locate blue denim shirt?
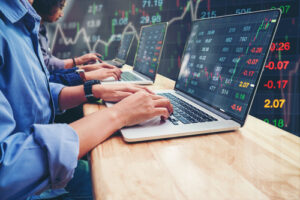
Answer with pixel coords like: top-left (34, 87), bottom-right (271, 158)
top-left (39, 24), bottom-right (83, 86)
top-left (0, 0), bottom-right (79, 199)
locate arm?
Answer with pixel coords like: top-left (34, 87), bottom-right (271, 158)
top-left (0, 90), bottom-right (79, 200)
top-left (50, 69), bottom-right (84, 86)
top-left (38, 32), bottom-right (65, 71)
top-left (57, 84), bottom-right (154, 110)
top-left (70, 91), bottom-right (173, 158)
top-left (56, 83), bottom-right (172, 158)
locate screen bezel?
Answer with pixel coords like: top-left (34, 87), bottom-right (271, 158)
top-left (132, 22), bottom-right (168, 81)
top-left (174, 9), bottom-right (282, 126)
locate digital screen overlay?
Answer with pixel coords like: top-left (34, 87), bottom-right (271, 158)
top-left (175, 10), bottom-right (281, 122)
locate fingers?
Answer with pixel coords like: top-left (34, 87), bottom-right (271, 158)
top-left (153, 108), bottom-right (170, 120)
top-left (107, 69), bottom-right (121, 80)
top-left (108, 73), bottom-right (118, 81)
top-left (94, 53), bottom-right (103, 59)
top-left (87, 53), bottom-right (102, 63)
top-left (153, 98), bottom-right (173, 114)
top-left (107, 91), bottom-right (132, 102)
top-left (112, 68), bottom-right (122, 78)
top-left (134, 85), bottom-right (155, 94)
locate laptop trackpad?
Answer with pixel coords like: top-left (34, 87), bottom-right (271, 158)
top-left (138, 116), bottom-right (165, 126)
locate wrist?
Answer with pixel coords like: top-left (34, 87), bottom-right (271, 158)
top-left (92, 84), bottom-right (104, 99)
top-left (84, 80), bottom-right (101, 103)
top-left (84, 71), bottom-right (93, 81)
top-left (75, 57), bottom-right (81, 65)
top-left (107, 106), bottom-right (127, 128)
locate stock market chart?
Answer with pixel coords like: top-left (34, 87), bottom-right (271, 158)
top-left (47, 0), bottom-right (300, 136)
top-left (133, 23), bottom-right (166, 80)
top-left (115, 32), bottom-right (134, 61)
top-left (176, 10), bottom-right (280, 122)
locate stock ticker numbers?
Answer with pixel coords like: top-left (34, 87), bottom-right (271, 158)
top-left (48, 0), bottom-right (300, 136)
top-left (175, 11), bottom-right (279, 121)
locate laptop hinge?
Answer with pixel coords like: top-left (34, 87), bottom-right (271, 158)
top-left (132, 71), bottom-right (153, 81)
top-left (114, 58), bottom-right (124, 63)
top-left (175, 90), bottom-right (232, 120)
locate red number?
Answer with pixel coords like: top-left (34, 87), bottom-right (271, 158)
top-left (263, 80), bottom-right (288, 89)
top-left (265, 61), bottom-right (289, 70)
top-left (270, 42), bottom-right (290, 52)
top-left (247, 59), bottom-right (259, 65)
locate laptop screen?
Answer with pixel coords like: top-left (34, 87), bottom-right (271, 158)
top-left (175, 10), bottom-right (281, 123)
top-left (133, 23), bottom-right (167, 80)
top-left (115, 32), bottom-right (135, 62)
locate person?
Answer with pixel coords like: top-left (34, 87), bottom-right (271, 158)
top-left (33, 0), bottom-right (122, 86)
top-left (31, 0), bottom-right (123, 124)
top-left (0, 1), bottom-right (173, 200)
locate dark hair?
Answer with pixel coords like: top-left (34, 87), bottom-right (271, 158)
top-left (32, 0), bottom-right (66, 17)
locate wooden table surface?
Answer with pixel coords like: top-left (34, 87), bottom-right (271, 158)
top-left (84, 72), bottom-right (300, 200)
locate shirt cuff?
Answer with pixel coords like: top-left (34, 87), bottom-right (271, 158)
top-left (49, 82), bottom-right (65, 114)
top-left (32, 123), bottom-right (79, 189)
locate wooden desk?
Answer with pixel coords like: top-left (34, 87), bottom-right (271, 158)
top-left (84, 73), bottom-right (300, 200)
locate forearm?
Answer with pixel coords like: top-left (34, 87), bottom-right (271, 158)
top-left (59, 85), bottom-right (86, 110)
top-left (63, 58), bottom-right (75, 69)
top-left (70, 107), bottom-right (124, 158)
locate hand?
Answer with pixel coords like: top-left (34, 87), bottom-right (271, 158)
top-left (93, 84), bottom-right (154, 102)
top-left (80, 63), bottom-right (120, 72)
top-left (111, 91), bottom-right (173, 127)
top-left (85, 68), bottom-right (122, 81)
top-left (75, 53), bottom-right (102, 65)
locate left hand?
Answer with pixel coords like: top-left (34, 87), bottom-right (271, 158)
top-left (75, 53), bottom-right (103, 65)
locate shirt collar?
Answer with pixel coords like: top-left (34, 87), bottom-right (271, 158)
top-left (0, 0), bottom-right (40, 23)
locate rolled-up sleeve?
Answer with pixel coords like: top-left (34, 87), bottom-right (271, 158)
top-left (49, 82), bottom-right (65, 114)
top-left (0, 91), bottom-right (79, 200)
top-left (44, 55), bottom-right (65, 72)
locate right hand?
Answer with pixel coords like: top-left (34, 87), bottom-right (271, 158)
top-left (80, 63), bottom-right (119, 72)
top-left (111, 91), bottom-right (173, 127)
top-left (85, 68), bottom-right (122, 81)
top-left (93, 84), bottom-right (154, 102)
top-left (75, 53), bottom-right (103, 65)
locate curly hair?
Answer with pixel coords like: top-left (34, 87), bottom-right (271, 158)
top-left (32, 0), bottom-right (66, 17)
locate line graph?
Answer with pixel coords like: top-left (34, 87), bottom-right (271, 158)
top-left (50, 0), bottom-right (203, 54)
top-left (49, 0), bottom-right (300, 135)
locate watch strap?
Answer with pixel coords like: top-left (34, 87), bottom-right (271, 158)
top-left (84, 80), bottom-right (101, 102)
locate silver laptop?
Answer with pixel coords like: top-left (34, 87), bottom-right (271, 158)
top-left (102, 22), bottom-right (168, 85)
top-left (108, 10), bottom-right (281, 142)
top-left (104, 32), bottom-right (135, 68)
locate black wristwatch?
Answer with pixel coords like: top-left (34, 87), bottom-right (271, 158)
top-left (84, 80), bottom-right (101, 102)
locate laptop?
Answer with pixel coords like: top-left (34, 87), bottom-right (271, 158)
top-left (104, 32), bottom-right (135, 68)
top-left (102, 22), bottom-right (168, 85)
top-left (107, 9), bottom-right (281, 142)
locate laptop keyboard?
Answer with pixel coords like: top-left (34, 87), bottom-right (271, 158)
top-left (121, 72), bottom-right (143, 81)
top-left (158, 93), bottom-right (217, 125)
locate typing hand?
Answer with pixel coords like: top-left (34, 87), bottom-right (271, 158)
top-left (93, 84), bottom-right (154, 102)
top-left (75, 53), bottom-right (103, 65)
top-left (85, 68), bottom-right (122, 81)
top-left (111, 91), bottom-right (173, 127)
top-left (80, 63), bottom-right (120, 72)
